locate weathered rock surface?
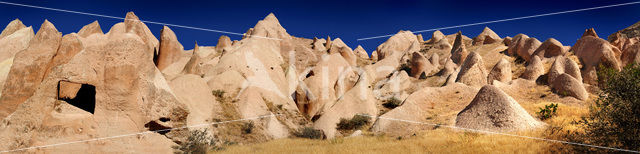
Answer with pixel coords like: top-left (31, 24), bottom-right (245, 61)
top-left (521, 56), bottom-right (544, 80)
top-left (487, 58), bottom-right (512, 84)
top-left (375, 31), bottom-right (420, 60)
top-left (354, 45), bottom-right (369, 59)
top-left (0, 19), bottom-right (26, 39)
top-left (156, 26), bottom-right (184, 70)
top-left (551, 73), bottom-right (588, 100)
top-left (472, 27), bottom-right (501, 45)
top-left (450, 31), bottom-right (469, 65)
top-left (548, 56), bottom-right (582, 84)
top-left (77, 20), bottom-right (103, 38)
top-left (532, 38), bottom-right (565, 58)
top-left (507, 34), bottom-right (541, 62)
top-left (571, 29), bottom-right (622, 84)
top-left (456, 52), bottom-right (487, 87)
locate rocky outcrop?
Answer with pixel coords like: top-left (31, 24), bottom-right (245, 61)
top-left (0, 19), bottom-right (26, 39)
top-left (416, 34), bottom-right (424, 42)
top-left (216, 35), bottom-right (232, 51)
top-left (548, 56), bottom-right (582, 84)
top-left (124, 12), bottom-right (159, 50)
top-left (551, 73), bottom-right (588, 100)
top-left (487, 58), bottom-right (512, 84)
top-left (520, 56), bottom-right (544, 80)
top-left (571, 29), bottom-right (622, 84)
top-left (507, 34), bottom-right (541, 62)
top-left (77, 20), bottom-right (103, 38)
top-left (532, 38), bottom-right (565, 58)
top-left (156, 26), bottom-right (184, 70)
top-left (582, 28), bottom-right (598, 38)
top-left (456, 52), bottom-right (487, 87)
top-left (450, 31), bottom-right (469, 65)
top-left (375, 31), bottom-right (420, 60)
top-left (354, 45), bottom-right (369, 59)
top-left (182, 43), bottom-right (205, 75)
top-left (609, 21), bottom-right (640, 66)
top-left (456, 85), bottom-right (544, 132)
top-left (410, 52), bottom-right (432, 78)
top-left (0, 20), bottom-right (62, 118)
top-left (0, 23), bottom-right (33, 63)
top-left (472, 27), bottom-right (501, 45)
top-left (244, 13), bottom-right (292, 40)
top-left (427, 30), bottom-right (445, 44)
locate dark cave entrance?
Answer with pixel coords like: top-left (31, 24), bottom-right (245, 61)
top-left (57, 81), bottom-right (96, 114)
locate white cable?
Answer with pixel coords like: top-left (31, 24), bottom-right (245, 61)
top-left (357, 1), bottom-right (640, 41)
top-left (0, 114), bottom-right (280, 153)
top-left (359, 114), bottom-right (640, 153)
top-left (0, 1), bottom-right (282, 41)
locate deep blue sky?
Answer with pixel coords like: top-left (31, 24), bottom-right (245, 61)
top-left (1, 0), bottom-right (639, 54)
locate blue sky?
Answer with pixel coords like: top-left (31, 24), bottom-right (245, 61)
top-left (1, 0), bottom-right (639, 54)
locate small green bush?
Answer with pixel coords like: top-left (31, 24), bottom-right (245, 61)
top-left (173, 130), bottom-right (221, 154)
top-left (293, 127), bottom-right (325, 139)
top-left (536, 103), bottom-right (558, 120)
top-left (382, 97), bottom-right (402, 109)
top-left (212, 90), bottom-right (225, 98)
top-left (337, 114), bottom-right (371, 130)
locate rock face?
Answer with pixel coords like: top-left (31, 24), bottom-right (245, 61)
top-left (532, 38), bottom-right (565, 58)
top-left (244, 13), bottom-right (292, 40)
top-left (427, 30), bottom-right (446, 44)
top-left (609, 21), bottom-right (640, 66)
top-left (548, 56), bottom-right (582, 84)
top-left (0, 20), bottom-right (62, 118)
top-left (571, 29), bottom-right (622, 84)
top-left (216, 35), bottom-right (232, 51)
top-left (520, 56), bottom-right (544, 80)
top-left (0, 22), bottom-right (33, 63)
top-left (155, 26), bottom-right (184, 70)
top-left (487, 58), bottom-right (512, 84)
top-left (77, 20), bottom-right (103, 38)
top-left (354, 45), bottom-right (369, 59)
top-left (456, 85), bottom-right (544, 132)
top-left (0, 19), bottom-right (26, 39)
top-left (450, 31), bottom-right (469, 65)
top-left (410, 52), bottom-right (432, 78)
top-left (124, 12), bottom-right (159, 50)
top-left (507, 34), bottom-right (541, 62)
top-left (183, 43), bottom-right (204, 75)
top-left (456, 52), bottom-right (487, 87)
top-left (552, 74), bottom-right (588, 100)
top-left (472, 27), bottom-right (501, 45)
top-left (582, 28), bottom-right (599, 38)
top-left (375, 31), bottom-right (420, 60)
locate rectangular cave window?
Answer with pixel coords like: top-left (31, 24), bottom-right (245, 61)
top-left (57, 80), bottom-right (96, 114)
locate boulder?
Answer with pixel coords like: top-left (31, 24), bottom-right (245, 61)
top-left (0, 20), bottom-right (62, 118)
top-left (552, 73), bottom-right (588, 100)
top-left (487, 58), bottom-right (512, 84)
top-left (427, 30), bottom-right (445, 44)
top-left (520, 56), bottom-right (544, 80)
top-left (548, 56), bottom-right (582, 84)
top-left (608, 21), bottom-right (640, 66)
top-left (450, 31), bottom-right (468, 65)
top-left (532, 38), bottom-right (565, 58)
top-left (472, 27), bottom-right (501, 45)
top-left (155, 26), bottom-right (184, 70)
top-left (507, 34), bottom-right (541, 62)
top-left (77, 20), bottom-right (103, 38)
top-left (455, 52), bottom-right (487, 87)
top-left (455, 85), bottom-right (544, 132)
top-left (0, 19), bottom-right (26, 39)
top-left (571, 31), bottom-right (622, 84)
top-left (375, 30), bottom-right (420, 60)
top-left (410, 52), bottom-right (431, 78)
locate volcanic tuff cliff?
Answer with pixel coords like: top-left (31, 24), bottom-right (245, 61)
top-left (0, 12), bottom-right (638, 153)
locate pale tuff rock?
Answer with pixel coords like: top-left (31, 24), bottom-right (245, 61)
top-left (410, 52), bottom-right (433, 78)
top-left (124, 12), bottom-right (159, 50)
top-left (329, 38), bottom-right (356, 66)
top-left (582, 28), bottom-right (599, 38)
top-left (429, 53), bottom-right (440, 67)
top-left (156, 26), bottom-right (184, 70)
top-left (77, 20), bottom-right (103, 38)
top-left (375, 30), bottom-right (420, 60)
top-left (0, 24), bottom-right (33, 63)
top-left (416, 34), bottom-right (424, 42)
top-left (503, 36), bottom-right (512, 46)
top-left (312, 37), bottom-right (327, 51)
top-left (552, 73), bottom-right (588, 100)
top-left (450, 31), bottom-right (469, 65)
top-left (507, 34), bottom-right (541, 62)
top-left (373, 70), bottom-right (411, 100)
top-left (472, 27), bottom-right (501, 45)
top-left (182, 43), bottom-right (204, 75)
top-left (207, 70), bottom-right (246, 97)
top-left (621, 43), bottom-right (640, 66)
top-left (609, 21), bottom-right (640, 66)
top-left (427, 30), bottom-right (445, 44)
top-left (548, 56), bottom-right (582, 84)
top-left (354, 45), bottom-right (369, 59)
top-left (245, 13), bottom-right (292, 40)
top-left (487, 58), bottom-right (512, 84)
top-left (571, 30), bottom-right (622, 84)
top-left (532, 38), bottom-right (565, 58)
top-left (370, 50), bottom-right (378, 61)
top-left (520, 56), bottom-right (544, 80)
top-left (456, 52), bottom-right (487, 87)
top-left (301, 53), bottom-right (354, 117)
top-left (456, 85), bottom-right (545, 132)
top-left (0, 19), bottom-right (26, 39)
top-left (169, 74), bottom-right (221, 129)
top-left (216, 35), bottom-right (232, 51)
top-left (325, 36), bottom-right (332, 50)
top-left (433, 37), bottom-right (452, 50)
top-left (0, 20), bottom-right (62, 119)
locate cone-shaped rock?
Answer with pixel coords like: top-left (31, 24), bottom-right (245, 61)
top-left (608, 21), bottom-right (640, 66)
top-left (520, 56), bottom-right (544, 80)
top-left (156, 26), bottom-right (184, 70)
top-left (548, 56), bottom-right (582, 84)
top-left (508, 34), bottom-right (541, 62)
top-left (487, 58), bottom-right (512, 84)
top-left (124, 12), bottom-right (159, 49)
top-left (582, 28), bottom-right (599, 38)
top-left (370, 50), bottom-right (378, 61)
top-left (571, 33), bottom-right (622, 84)
top-left (245, 13), bottom-right (292, 40)
top-left (325, 36), bottom-right (332, 50)
top-left (456, 85), bottom-right (545, 132)
top-left (552, 73), bottom-right (588, 100)
top-left (532, 38), bottom-right (565, 58)
top-left (375, 30), bottom-right (420, 60)
top-left (0, 25), bottom-right (33, 62)
top-left (0, 20), bottom-right (62, 118)
top-left (456, 52), bottom-right (487, 87)
top-left (77, 20), bottom-right (103, 38)
top-left (410, 52), bottom-right (431, 78)
top-left (416, 34), bottom-right (424, 42)
top-left (451, 31), bottom-right (469, 65)
top-left (216, 35), bottom-right (232, 51)
top-left (354, 45), bottom-right (369, 59)
top-left (183, 43), bottom-right (204, 75)
top-left (428, 30), bottom-right (445, 43)
top-left (0, 19), bottom-right (26, 39)
top-left (472, 27), bottom-right (501, 45)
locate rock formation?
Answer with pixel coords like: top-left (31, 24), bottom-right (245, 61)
top-left (450, 31), bottom-right (469, 65)
top-left (507, 34), bottom-right (541, 62)
top-left (571, 28), bottom-right (622, 84)
top-left (472, 27), bottom-right (501, 45)
top-left (487, 58), bottom-right (512, 84)
top-left (532, 38), bottom-right (565, 58)
top-left (375, 31), bottom-right (420, 60)
top-left (456, 52), bottom-right (487, 87)
top-left (520, 56), bottom-right (544, 80)
top-left (77, 20), bottom-right (103, 38)
top-left (456, 85), bottom-right (544, 132)
top-left (155, 26), bottom-right (184, 70)
top-left (548, 56), bottom-right (582, 84)
top-left (551, 74), bottom-right (588, 100)
top-left (354, 45), bottom-right (369, 59)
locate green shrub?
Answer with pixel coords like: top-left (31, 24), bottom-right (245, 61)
top-left (382, 97), bottom-right (402, 109)
top-left (536, 103), bottom-right (558, 120)
top-left (570, 64), bottom-right (640, 152)
top-left (212, 90), bottom-right (225, 98)
top-left (173, 130), bottom-right (222, 153)
top-left (293, 127), bottom-right (325, 139)
top-left (336, 114), bottom-right (371, 130)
